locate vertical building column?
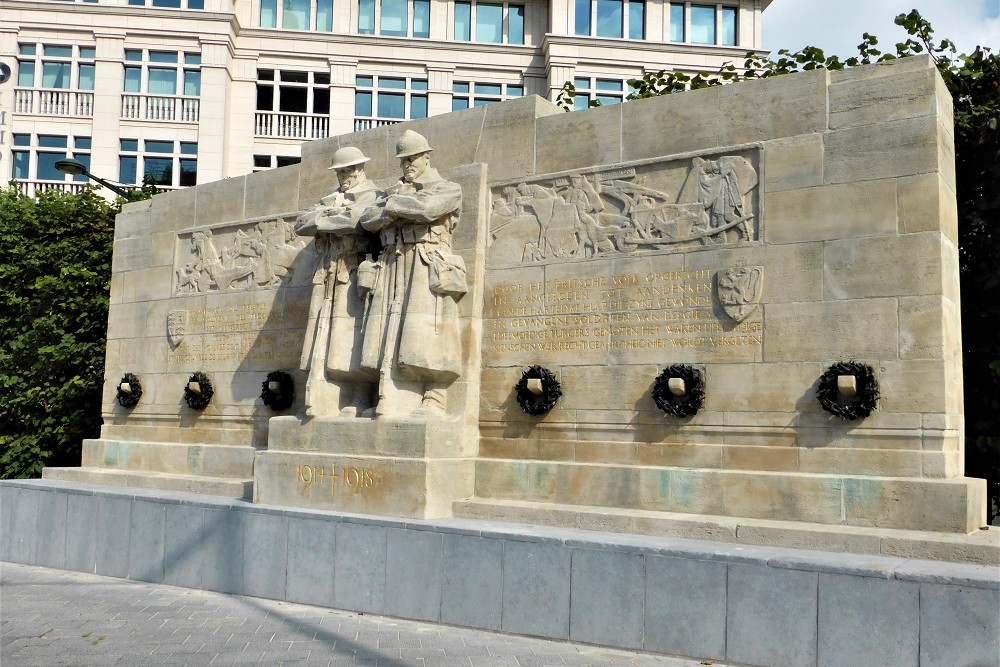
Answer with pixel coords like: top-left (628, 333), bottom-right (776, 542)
top-left (546, 60), bottom-right (575, 103)
top-left (645, 0), bottom-right (665, 42)
top-left (549, 0), bottom-right (571, 35)
top-left (430, 0), bottom-right (450, 40)
top-left (0, 27), bottom-right (18, 183)
top-left (196, 38), bottom-right (232, 182)
top-left (90, 32), bottom-right (126, 187)
top-left (426, 65), bottom-right (454, 119)
top-left (744, 0), bottom-right (761, 49)
top-left (328, 57), bottom-right (358, 136)
top-left (226, 53), bottom-right (257, 177)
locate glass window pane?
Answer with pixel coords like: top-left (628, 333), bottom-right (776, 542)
top-left (669, 3), bottom-right (684, 41)
top-left (276, 156), bottom-right (300, 167)
top-left (452, 82), bottom-right (469, 93)
top-left (721, 6), bottom-right (737, 45)
top-left (121, 139), bottom-right (139, 151)
top-left (379, 0), bottom-right (407, 36)
top-left (317, 0), bottom-right (333, 31)
top-left (188, 0), bottom-right (205, 8)
top-left (628, 0), bottom-right (643, 39)
top-left (690, 4), bottom-right (715, 44)
top-left (282, 0), bottom-right (310, 30)
top-left (183, 70), bottom-right (201, 96)
top-left (261, 0), bottom-right (277, 27)
top-left (473, 98), bottom-right (493, 107)
top-left (179, 159), bottom-right (198, 186)
top-left (573, 95), bottom-right (590, 110)
top-left (71, 153), bottom-right (91, 181)
top-left (278, 86), bottom-right (307, 112)
top-left (43, 45), bottom-right (73, 57)
top-left (152, 0), bottom-right (182, 7)
top-left (144, 157), bottom-right (173, 185)
top-left (596, 94), bottom-right (621, 105)
top-left (454, 2), bottom-right (471, 40)
top-left (13, 134), bottom-right (31, 146)
top-left (41, 62), bottom-right (71, 88)
top-left (148, 68), bottom-right (178, 95)
top-left (37, 153), bottom-right (65, 181)
top-left (508, 5), bottom-right (524, 44)
top-left (507, 85), bottom-right (523, 96)
top-left (410, 95), bottom-right (427, 119)
top-left (38, 135), bottom-right (68, 148)
top-left (575, 0), bottom-right (591, 35)
top-left (380, 77), bottom-right (406, 89)
top-left (355, 91), bottom-right (372, 116)
top-left (411, 79), bottom-right (427, 90)
top-left (452, 98), bottom-right (468, 111)
top-left (315, 72), bottom-right (330, 84)
top-left (254, 155), bottom-right (272, 168)
top-left (149, 51), bottom-right (178, 63)
top-left (596, 0), bottom-right (622, 38)
top-left (125, 49), bottom-right (143, 61)
top-left (376, 92), bottom-right (405, 118)
top-left (474, 83), bottom-right (502, 95)
top-left (75, 137), bottom-right (92, 149)
top-left (79, 47), bottom-right (96, 59)
top-left (355, 75), bottom-right (373, 87)
top-left (18, 44), bottom-right (37, 56)
top-left (145, 140), bottom-right (174, 153)
top-left (358, 0), bottom-right (375, 33)
top-left (595, 79), bottom-right (622, 91)
top-left (476, 3), bottom-right (503, 43)
top-left (128, 0), bottom-right (144, 5)
top-left (119, 156), bottom-right (138, 184)
top-left (124, 67), bottom-right (141, 92)
top-left (185, 53), bottom-right (201, 65)
top-left (313, 87), bottom-right (330, 114)
top-left (574, 77), bottom-right (589, 90)
top-left (180, 142), bottom-right (198, 155)
top-left (17, 62), bottom-right (35, 87)
top-left (413, 0), bottom-right (430, 37)
top-left (78, 64), bottom-right (95, 90)
top-left (13, 152), bottom-right (30, 179)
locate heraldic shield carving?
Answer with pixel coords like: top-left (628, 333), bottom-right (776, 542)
top-left (716, 267), bottom-right (763, 322)
top-left (167, 310), bottom-right (189, 347)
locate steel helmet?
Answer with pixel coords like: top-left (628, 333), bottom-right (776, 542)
top-left (328, 146), bottom-right (371, 170)
top-left (394, 130), bottom-right (433, 158)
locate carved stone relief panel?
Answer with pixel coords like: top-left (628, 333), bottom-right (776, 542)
top-left (173, 213), bottom-right (317, 295)
top-left (488, 149), bottom-right (760, 266)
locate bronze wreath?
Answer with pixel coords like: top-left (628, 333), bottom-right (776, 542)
top-left (817, 361), bottom-right (879, 420)
top-left (261, 370), bottom-right (295, 411)
top-left (183, 371), bottom-right (214, 410)
top-left (514, 365), bottom-right (562, 415)
top-left (652, 365), bottom-right (705, 418)
top-left (115, 373), bottom-right (142, 409)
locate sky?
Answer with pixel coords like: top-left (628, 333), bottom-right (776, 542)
top-left (761, 0), bottom-right (1000, 59)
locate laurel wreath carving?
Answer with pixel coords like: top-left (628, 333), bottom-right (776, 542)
top-left (183, 371), bottom-right (214, 410)
top-left (261, 370), bottom-right (295, 411)
top-left (816, 361), bottom-right (879, 420)
top-left (115, 373), bottom-right (142, 409)
top-left (652, 365), bottom-right (706, 418)
top-left (514, 365), bottom-right (562, 415)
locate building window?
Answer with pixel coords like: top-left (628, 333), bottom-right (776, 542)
top-left (253, 154), bottom-right (303, 172)
top-left (123, 49), bottom-right (201, 97)
top-left (11, 133), bottom-right (91, 183)
top-left (128, 0), bottom-right (206, 8)
top-left (358, 0), bottom-right (430, 37)
top-left (669, 3), bottom-right (737, 46)
top-left (452, 82), bottom-right (523, 110)
top-left (572, 77), bottom-right (632, 109)
top-left (119, 139), bottom-right (198, 187)
top-left (354, 76), bottom-right (427, 127)
top-left (260, 0), bottom-right (334, 30)
top-left (256, 70), bottom-right (330, 115)
top-left (575, 0), bottom-right (643, 39)
top-left (16, 43), bottom-right (95, 90)
top-left (454, 1), bottom-right (524, 43)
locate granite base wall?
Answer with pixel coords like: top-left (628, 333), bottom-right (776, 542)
top-left (3, 479), bottom-right (997, 667)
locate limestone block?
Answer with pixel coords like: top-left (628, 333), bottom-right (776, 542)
top-left (798, 448), bottom-right (922, 477)
top-left (500, 540), bottom-right (571, 639)
top-left (765, 179), bottom-right (897, 244)
top-left (765, 299), bottom-right (898, 361)
top-left (163, 503), bottom-right (205, 588)
top-left (333, 521), bottom-right (387, 614)
top-left (918, 582), bottom-right (1000, 667)
top-left (65, 491), bottom-right (98, 573)
top-left (285, 516), bottom-right (336, 607)
top-left (899, 295), bottom-right (961, 362)
top-left (195, 175), bottom-right (246, 225)
top-left (825, 115), bottom-right (942, 184)
top-left (96, 495), bottom-right (131, 577)
top-left (843, 476), bottom-right (985, 532)
top-left (921, 451), bottom-right (962, 478)
top-left (824, 232), bottom-right (945, 299)
top-left (536, 102), bottom-right (623, 174)
top-left (384, 107), bottom-right (488, 174)
top-left (148, 186), bottom-right (197, 233)
top-left (476, 96), bottom-right (562, 182)
top-left (762, 133), bottom-right (824, 193)
top-left (719, 68), bottom-right (828, 146)
top-left (385, 528), bottom-right (443, 622)
top-left (644, 556), bottom-right (727, 659)
top-left (635, 442), bottom-right (724, 468)
top-left (569, 548), bottom-right (644, 648)
top-left (115, 205), bottom-right (153, 240)
top-left (150, 231), bottom-right (175, 268)
top-left (878, 360), bottom-right (949, 415)
top-left (722, 445), bottom-right (800, 472)
top-left (897, 172), bottom-right (958, 243)
top-left (704, 363), bottom-right (820, 413)
top-left (828, 55), bottom-right (935, 85)
top-left (440, 534), bottom-right (504, 630)
top-left (244, 164), bottom-right (300, 219)
top-left (35, 489), bottom-right (68, 569)
top-left (242, 510), bottom-right (288, 601)
top-left (201, 507), bottom-right (245, 594)
top-left (829, 65), bottom-right (937, 130)
top-left (685, 242), bottom-right (826, 303)
top-left (556, 365), bottom-right (658, 411)
top-left (128, 499), bottom-right (166, 583)
top-left (622, 85), bottom-right (722, 160)
top-left (112, 235), bottom-right (152, 273)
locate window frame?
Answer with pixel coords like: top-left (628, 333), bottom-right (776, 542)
top-left (574, 0), bottom-right (643, 40)
top-left (127, 0), bottom-right (206, 8)
top-left (11, 132), bottom-right (92, 183)
top-left (256, 69), bottom-right (331, 116)
top-left (571, 76), bottom-right (634, 109)
top-left (118, 138), bottom-right (199, 188)
top-left (16, 42), bottom-right (96, 90)
top-left (354, 75), bottom-right (428, 123)
top-left (123, 48), bottom-right (202, 98)
top-left (668, 2), bottom-right (739, 46)
top-left (357, 0), bottom-right (432, 38)
top-left (453, 0), bottom-right (525, 44)
top-left (451, 81), bottom-right (524, 110)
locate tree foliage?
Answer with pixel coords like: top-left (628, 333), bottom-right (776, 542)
top-left (0, 185), bottom-right (153, 478)
top-left (559, 10), bottom-right (1000, 518)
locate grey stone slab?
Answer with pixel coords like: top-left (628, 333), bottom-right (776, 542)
top-left (96, 495), bottom-right (132, 578)
top-left (894, 559), bottom-right (1000, 590)
top-left (644, 555), bottom-right (727, 660)
top-left (202, 507), bottom-right (245, 595)
top-left (129, 499), bottom-right (166, 583)
top-left (726, 563), bottom-right (817, 667)
top-left (440, 534), bottom-right (503, 630)
top-left (333, 522), bottom-right (386, 614)
top-left (569, 548), bottom-right (644, 649)
top-left (243, 510), bottom-right (288, 600)
top-left (285, 516), bottom-right (336, 607)
top-left (919, 582), bottom-right (1000, 667)
top-left (385, 527), bottom-right (443, 622)
top-left (8, 487), bottom-right (39, 564)
top-left (501, 540), bottom-right (571, 640)
top-left (163, 503), bottom-right (204, 588)
top-left (767, 549), bottom-right (901, 579)
top-left (64, 492), bottom-right (98, 573)
top-left (817, 573), bottom-right (918, 667)
top-left (0, 485), bottom-right (17, 562)
top-left (35, 489), bottom-right (68, 569)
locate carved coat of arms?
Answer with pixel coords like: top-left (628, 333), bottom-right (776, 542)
top-left (167, 310), bottom-right (188, 347)
top-left (716, 267), bottom-right (763, 322)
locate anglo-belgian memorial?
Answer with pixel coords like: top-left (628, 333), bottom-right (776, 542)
top-left (5, 57), bottom-right (997, 667)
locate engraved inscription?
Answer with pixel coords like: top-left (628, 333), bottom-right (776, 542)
top-left (296, 464), bottom-right (378, 496)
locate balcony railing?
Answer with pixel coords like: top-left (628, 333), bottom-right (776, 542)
top-left (121, 94), bottom-right (200, 123)
top-left (353, 118), bottom-right (402, 132)
top-left (13, 180), bottom-right (92, 198)
top-left (254, 111), bottom-right (330, 139)
top-left (14, 89), bottom-right (95, 117)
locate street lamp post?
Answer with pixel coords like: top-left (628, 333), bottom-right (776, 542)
top-left (54, 159), bottom-right (133, 199)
